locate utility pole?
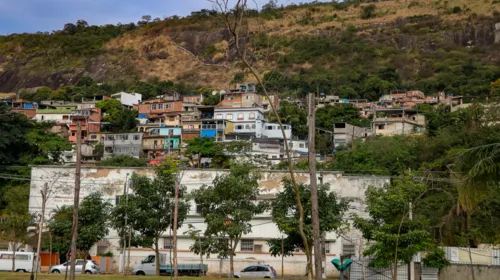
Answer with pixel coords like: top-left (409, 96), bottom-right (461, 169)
top-left (409, 202), bottom-right (414, 280)
top-left (308, 92), bottom-right (322, 280)
top-left (69, 121), bottom-right (82, 280)
top-left (172, 174), bottom-right (180, 280)
top-left (34, 183), bottom-right (48, 280)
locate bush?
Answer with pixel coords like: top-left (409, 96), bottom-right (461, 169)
top-left (423, 248), bottom-right (450, 271)
top-left (361, 4), bottom-right (377, 19)
top-left (408, 1), bottom-right (422, 9)
top-left (451, 6), bottom-right (462, 14)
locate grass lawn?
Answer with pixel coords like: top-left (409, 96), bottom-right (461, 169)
top-left (0, 273), bottom-right (219, 280)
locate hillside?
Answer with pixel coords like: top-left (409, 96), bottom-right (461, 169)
top-left (1, 0), bottom-right (500, 99)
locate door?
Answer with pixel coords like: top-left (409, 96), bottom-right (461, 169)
top-left (240, 266), bottom-right (257, 278)
top-left (256, 266), bottom-right (270, 278)
top-left (75, 260), bottom-right (85, 274)
top-left (142, 255), bottom-right (156, 275)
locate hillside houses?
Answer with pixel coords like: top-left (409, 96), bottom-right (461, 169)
top-left (1, 85), bottom-right (472, 164)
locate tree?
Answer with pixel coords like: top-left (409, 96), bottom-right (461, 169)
top-left (361, 4), bottom-right (377, 19)
top-left (96, 99), bottom-right (138, 131)
top-left (183, 137), bottom-right (216, 167)
top-left (0, 104), bottom-right (31, 165)
top-left (353, 174), bottom-right (433, 280)
top-left (192, 164), bottom-right (267, 277)
top-left (0, 183), bottom-right (33, 272)
top-left (202, 93), bottom-right (221, 105)
top-left (76, 193), bottom-right (111, 269)
top-left (115, 159), bottom-right (189, 276)
top-left (268, 101), bottom-right (308, 139)
top-left (491, 78), bottom-right (500, 95)
top-left (0, 212), bottom-right (34, 271)
top-left (267, 179), bottom-right (348, 271)
top-left (24, 122), bottom-right (72, 164)
top-left (48, 193), bottom-right (111, 271)
top-left (99, 155), bottom-right (147, 167)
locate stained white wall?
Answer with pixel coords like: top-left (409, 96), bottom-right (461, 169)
top-left (29, 167), bottom-right (389, 275)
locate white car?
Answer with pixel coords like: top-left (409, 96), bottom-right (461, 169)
top-left (50, 260), bottom-right (100, 274)
top-left (234, 265), bottom-right (277, 278)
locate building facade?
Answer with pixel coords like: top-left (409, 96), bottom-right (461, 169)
top-left (103, 133), bottom-right (143, 158)
top-left (332, 123), bottom-right (372, 147)
top-left (28, 166), bottom-right (389, 276)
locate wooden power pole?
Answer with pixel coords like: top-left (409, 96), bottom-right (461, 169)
top-left (308, 93), bottom-right (322, 280)
top-left (172, 175), bottom-right (180, 280)
top-left (69, 121), bottom-right (82, 280)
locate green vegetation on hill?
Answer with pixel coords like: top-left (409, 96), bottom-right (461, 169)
top-left (1, 0), bottom-right (499, 99)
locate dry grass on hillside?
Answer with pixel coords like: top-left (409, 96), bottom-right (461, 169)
top-left (105, 35), bottom-right (240, 89)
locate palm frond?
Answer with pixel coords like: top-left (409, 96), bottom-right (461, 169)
top-left (456, 143), bottom-right (500, 184)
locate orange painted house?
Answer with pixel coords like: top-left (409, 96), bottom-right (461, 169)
top-left (69, 108), bottom-right (102, 143)
top-left (138, 101), bottom-right (183, 118)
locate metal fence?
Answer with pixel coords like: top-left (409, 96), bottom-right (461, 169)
top-left (348, 259), bottom-right (408, 280)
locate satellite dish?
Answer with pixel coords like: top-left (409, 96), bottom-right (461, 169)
top-left (212, 91), bottom-right (218, 95)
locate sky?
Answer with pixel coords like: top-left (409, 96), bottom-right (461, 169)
top-left (0, 0), bottom-right (324, 35)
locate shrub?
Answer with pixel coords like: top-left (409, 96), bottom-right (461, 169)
top-left (361, 4), bottom-right (377, 19)
top-left (408, 1), bottom-right (422, 9)
top-left (451, 6), bottom-right (462, 14)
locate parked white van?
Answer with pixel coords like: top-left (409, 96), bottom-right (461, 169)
top-left (0, 251), bottom-right (35, 272)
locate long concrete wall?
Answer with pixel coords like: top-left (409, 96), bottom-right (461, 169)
top-left (29, 166), bottom-right (390, 275)
top-left (440, 264), bottom-right (500, 280)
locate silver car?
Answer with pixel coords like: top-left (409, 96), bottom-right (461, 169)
top-left (234, 265), bottom-right (277, 278)
top-left (50, 259), bottom-right (100, 274)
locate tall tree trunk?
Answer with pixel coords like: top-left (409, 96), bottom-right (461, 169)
top-left (306, 244), bottom-right (313, 277)
top-left (155, 238), bottom-right (161, 276)
top-left (229, 238), bottom-right (236, 278)
top-left (466, 213), bottom-right (476, 280)
top-left (11, 242), bottom-right (16, 272)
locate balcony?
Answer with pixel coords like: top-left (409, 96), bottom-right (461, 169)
top-left (143, 144), bottom-right (166, 150)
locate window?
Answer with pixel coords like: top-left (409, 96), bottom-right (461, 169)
top-left (0, 254), bottom-right (29, 260)
top-left (226, 113), bottom-right (233, 120)
top-left (252, 124), bottom-right (256, 129)
top-left (169, 117), bottom-right (175, 121)
top-left (216, 114), bottom-right (223, 119)
top-left (158, 104), bottom-right (164, 110)
top-left (249, 113), bottom-right (255, 120)
top-left (236, 125), bottom-right (243, 130)
top-left (237, 113), bottom-right (244, 120)
top-left (266, 126), bottom-right (273, 130)
top-left (120, 135), bottom-right (129, 140)
top-left (246, 95), bottom-right (249, 99)
top-left (245, 124), bottom-right (250, 129)
top-left (196, 204), bottom-right (202, 214)
top-left (152, 104), bottom-right (157, 110)
top-left (165, 103), bottom-right (172, 109)
top-left (242, 266), bottom-right (257, 272)
top-left (163, 238), bottom-right (173, 249)
top-left (197, 98), bottom-right (200, 102)
top-left (143, 255), bottom-right (155, 263)
top-left (299, 144), bottom-right (305, 148)
top-left (133, 135), bottom-right (140, 141)
top-left (240, 240), bottom-right (254, 251)
top-left (115, 148), bottom-right (121, 153)
top-left (257, 266), bottom-right (269, 272)
top-left (272, 155), bottom-right (277, 159)
top-left (325, 242), bottom-right (331, 254)
top-left (188, 125), bottom-right (194, 129)
top-left (263, 105), bottom-right (268, 110)
top-left (90, 135), bottom-right (97, 140)
top-left (106, 135), bottom-right (114, 141)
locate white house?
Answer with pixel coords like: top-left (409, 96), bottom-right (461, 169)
top-left (111, 92), bottom-right (142, 108)
top-left (28, 166), bottom-right (389, 276)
